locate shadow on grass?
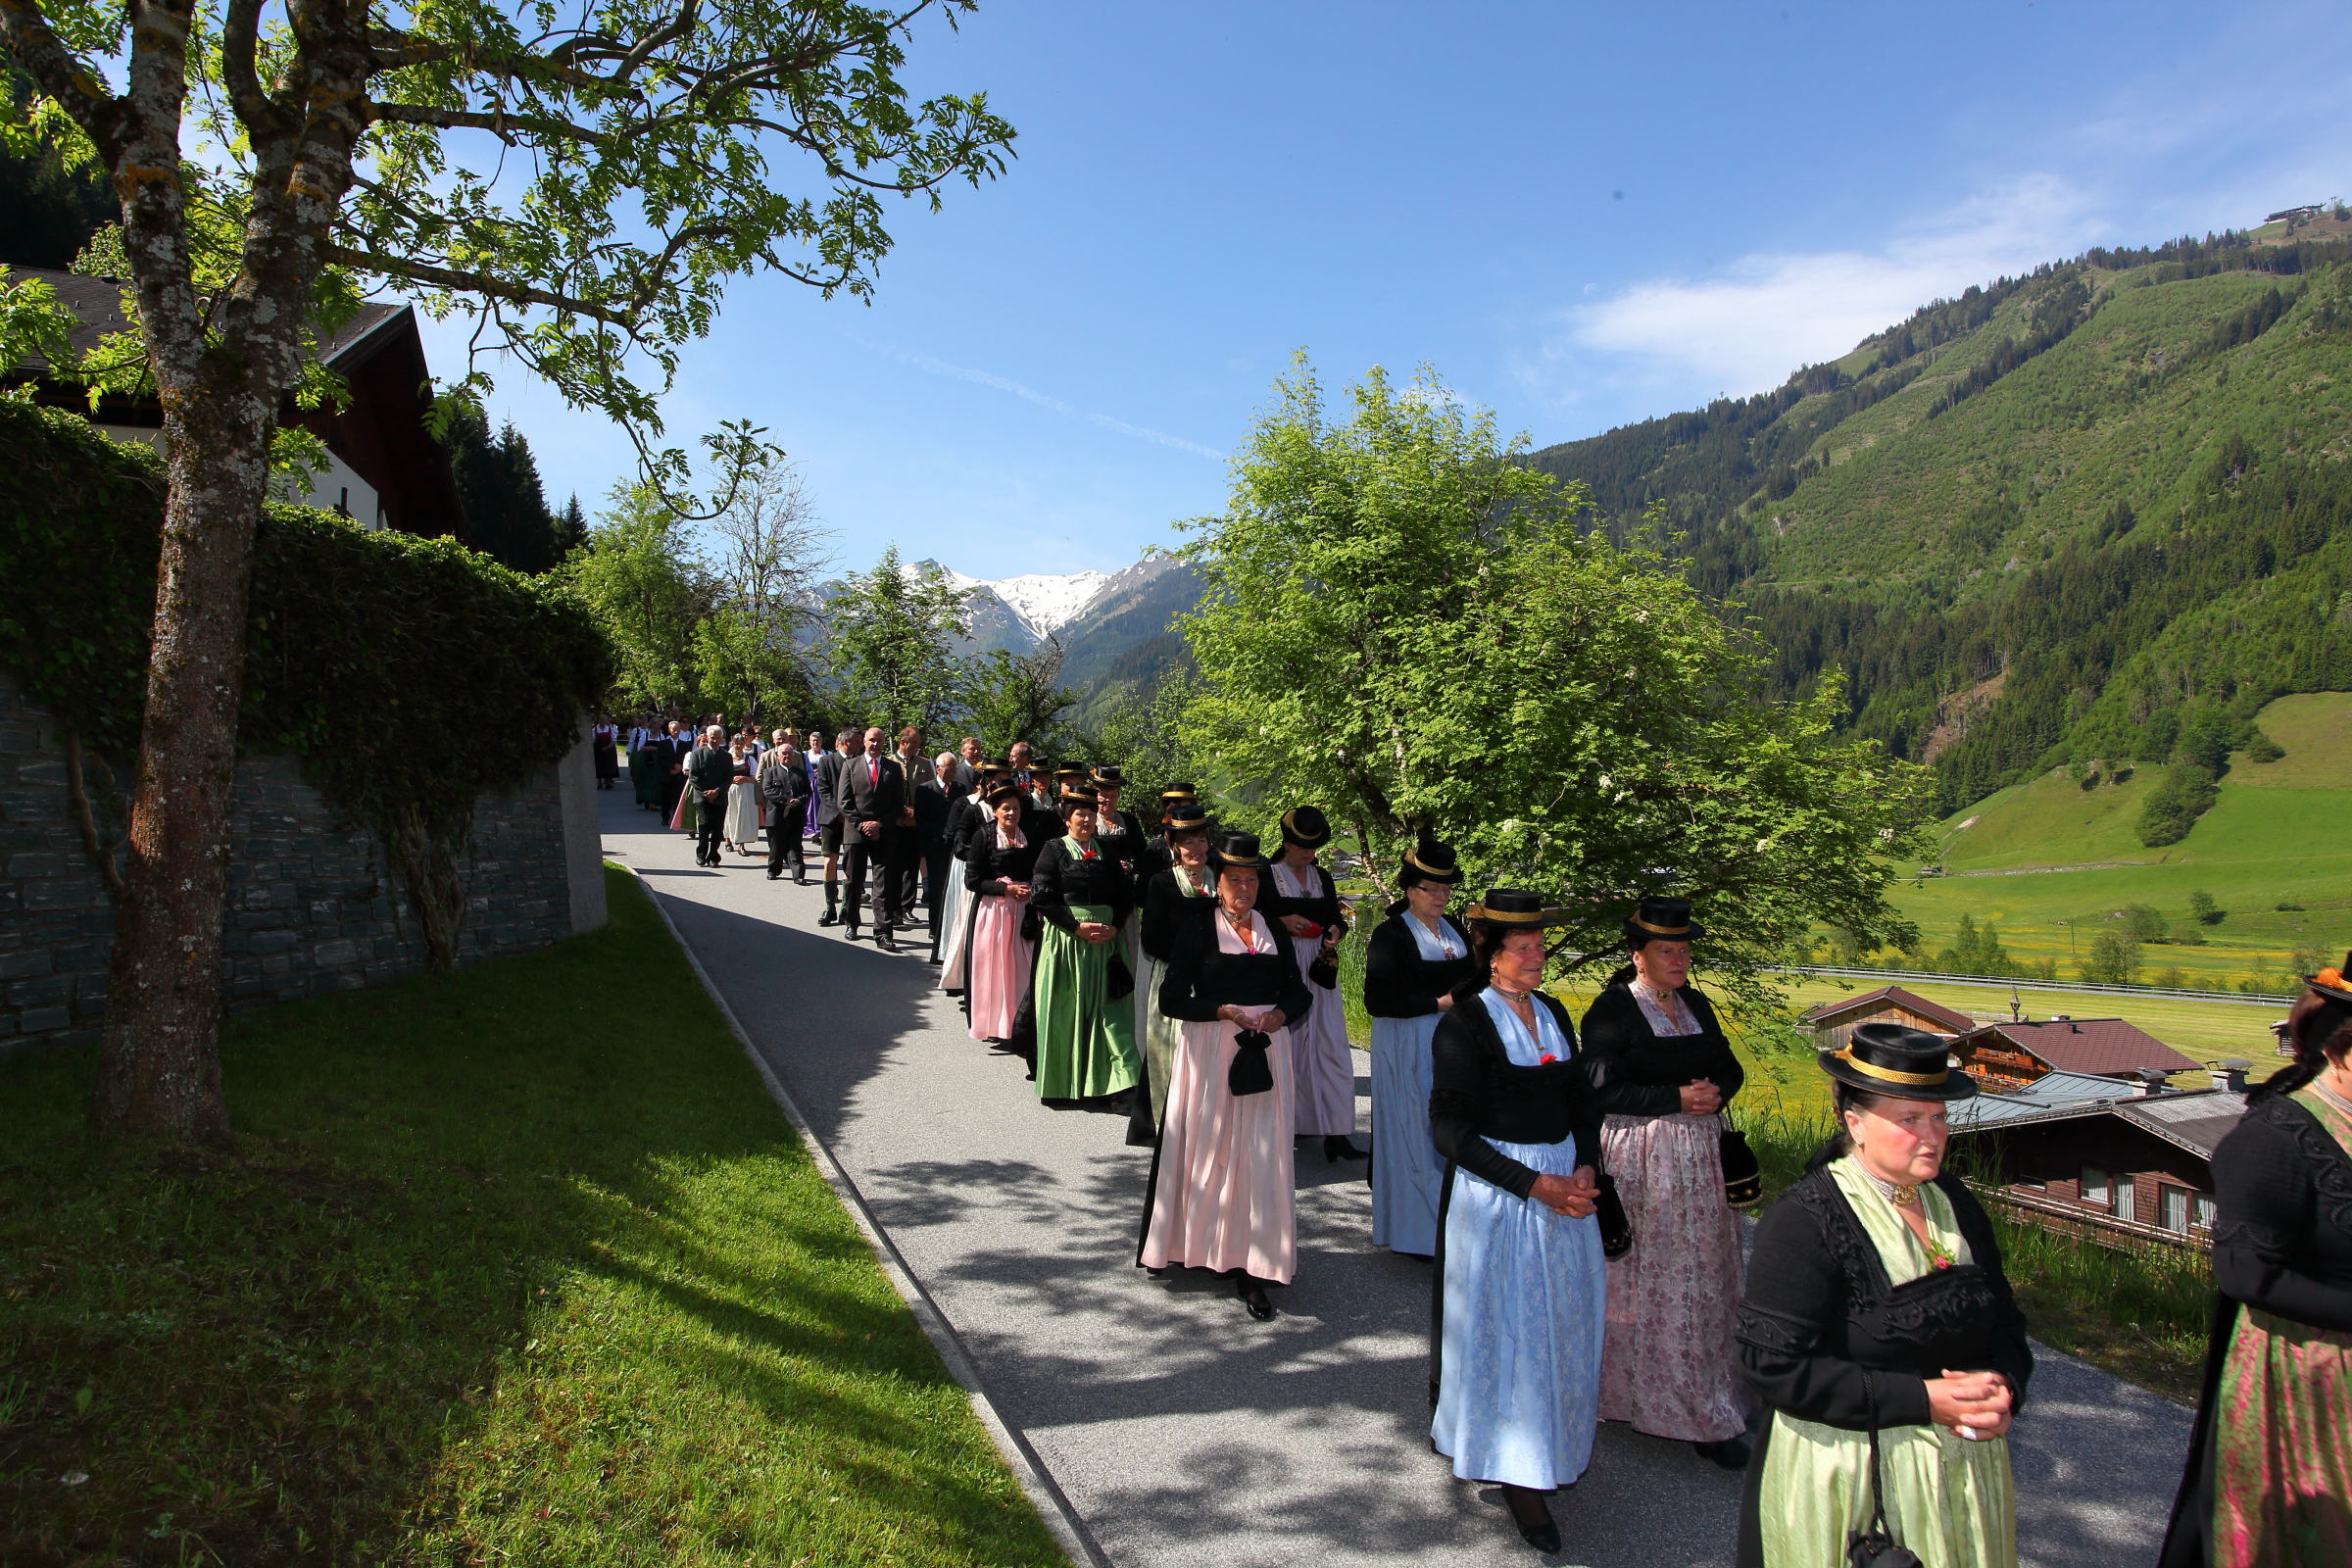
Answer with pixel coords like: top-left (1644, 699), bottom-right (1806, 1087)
top-left (0, 866), bottom-right (1061, 1568)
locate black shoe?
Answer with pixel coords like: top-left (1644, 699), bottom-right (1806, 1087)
top-left (1501, 1487), bottom-right (1559, 1554)
top-left (817, 910), bottom-right (840, 926)
top-left (794, 871), bottom-right (808, 886)
top-left (875, 931), bottom-right (899, 954)
top-left (1693, 1436), bottom-right (1751, 1471)
top-left (843, 926), bottom-right (860, 942)
top-left (1324, 1136), bottom-right (1368, 1163)
top-left (766, 871), bottom-right (782, 880)
top-left (1145, 1266), bottom-right (1168, 1280)
top-left (1237, 1275), bottom-right (1274, 1320)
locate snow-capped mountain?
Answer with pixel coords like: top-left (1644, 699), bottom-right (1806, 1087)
top-left (929, 565), bottom-right (1109, 644)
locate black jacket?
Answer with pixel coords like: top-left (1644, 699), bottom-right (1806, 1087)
top-left (1264, 858), bottom-right (1347, 936)
top-left (2161, 1088), bottom-right (2352, 1567)
top-left (965, 828), bottom-right (1045, 896)
top-left (1362, 906), bottom-right (1476, 1019)
top-left (1157, 908), bottom-right (1313, 1026)
top-left (1428, 990), bottom-right (1600, 1201)
top-left (759, 750), bottom-right (811, 809)
top-left (1030, 835), bottom-right (1134, 933)
top-left (686, 744), bottom-right (735, 796)
top-left (911, 777), bottom-right (954, 842)
top-left (1140, 867), bottom-right (1213, 962)
top-left (1577, 972), bottom-right (1745, 1119)
top-left (813, 749), bottom-right (852, 825)
top-left (1091, 807), bottom-right (1149, 882)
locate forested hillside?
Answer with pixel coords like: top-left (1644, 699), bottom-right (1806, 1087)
top-left (1530, 214), bottom-right (2352, 820)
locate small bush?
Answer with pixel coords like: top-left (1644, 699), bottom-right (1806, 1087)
top-left (2277, 901), bottom-right (2306, 912)
top-left (2081, 931), bottom-right (2142, 985)
top-left (2188, 889), bottom-right (2224, 926)
top-left (2137, 763), bottom-right (2219, 847)
top-left (2151, 966), bottom-right (2189, 989)
top-left (2245, 734), bottom-right (2285, 763)
top-left (2120, 904), bottom-right (2168, 942)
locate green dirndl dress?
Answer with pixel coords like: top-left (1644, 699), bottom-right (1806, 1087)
top-left (1031, 898), bottom-right (1142, 1101)
top-left (630, 743), bottom-right (663, 807)
top-left (1754, 1157), bottom-right (2019, 1568)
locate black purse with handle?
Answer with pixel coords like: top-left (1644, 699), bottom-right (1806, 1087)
top-left (1845, 1377), bottom-right (1925, 1568)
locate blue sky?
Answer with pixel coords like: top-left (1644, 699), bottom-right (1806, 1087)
top-left (423, 0), bottom-right (2352, 578)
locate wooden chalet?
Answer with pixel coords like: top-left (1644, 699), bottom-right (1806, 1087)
top-left (1800, 985), bottom-right (1978, 1051)
top-left (5, 267), bottom-right (460, 535)
top-left (1951, 1015), bottom-right (2202, 1093)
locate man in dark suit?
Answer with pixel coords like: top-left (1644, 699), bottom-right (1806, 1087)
top-left (909, 750), bottom-right (956, 955)
top-left (686, 726), bottom-right (734, 866)
top-left (655, 719), bottom-right (691, 823)
top-left (840, 725), bottom-right (910, 949)
top-left (813, 726), bottom-right (858, 925)
top-left (760, 729), bottom-right (812, 883)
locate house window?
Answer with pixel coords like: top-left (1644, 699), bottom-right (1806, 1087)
top-left (2082, 1168), bottom-right (2132, 1219)
top-left (2192, 1192), bottom-right (2218, 1230)
top-left (2160, 1185), bottom-right (2190, 1233)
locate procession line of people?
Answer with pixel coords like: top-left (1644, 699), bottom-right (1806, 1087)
top-left (615, 729), bottom-right (2344, 1566)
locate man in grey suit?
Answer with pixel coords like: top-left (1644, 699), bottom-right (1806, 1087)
top-left (813, 726), bottom-right (858, 925)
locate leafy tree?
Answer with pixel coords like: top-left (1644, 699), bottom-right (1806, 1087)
top-left (2137, 762), bottom-right (2220, 846)
top-left (447, 409), bottom-right (564, 573)
top-left (2188, 888), bottom-right (2224, 925)
top-left (1934, 912), bottom-right (2017, 977)
top-left (1175, 359), bottom-right (1933, 993)
top-left (562, 485), bottom-right (713, 715)
top-left (958, 634), bottom-right (1078, 761)
top-left (824, 545), bottom-right (970, 735)
top-left (1087, 666), bottom-right (1201, 808)
top-left (2119, 904), bottom-right (2169, 943)
top-left (695, 451), bottom-right (829, 725)
top-left (2081, 930), bottom-right (2142, 985)
top-left (2244, 732), bottom-right (2285, 763)
top-left (0, 0), bottom-right (1011, 1139)
top-left (0, 65), bottom-right (112, 268)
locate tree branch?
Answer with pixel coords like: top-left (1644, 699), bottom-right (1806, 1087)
top-left (63, 730), bottom-right (126, 900)
top-left (0, 0), bottom-right (128, 151)
top-left (220, 0), bottom-right (292, 142)
top-left (320, 241), bottom-right (637, 326)
top-left (367, 99), bottom-right (611, 147)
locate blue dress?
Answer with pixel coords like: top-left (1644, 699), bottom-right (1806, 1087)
top-left (1430, 990), bottom-right (1607, 1491)
top-left (1369, 913), bottom-right (1466, 1255)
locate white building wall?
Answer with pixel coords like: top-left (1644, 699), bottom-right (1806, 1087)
top-left (94, 423), bottom-right (384, 529)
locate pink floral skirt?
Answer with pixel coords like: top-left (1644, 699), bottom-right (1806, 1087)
top-left (965, 895), bottom-right (1032, 1042)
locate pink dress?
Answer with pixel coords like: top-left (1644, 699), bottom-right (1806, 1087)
top-left (965, 824), bottom-right (1032, 1042)
top-left (1138, 910), bottom-right (1298, 1283)
top-left (1271, 859), bottom-right (1355, 1136)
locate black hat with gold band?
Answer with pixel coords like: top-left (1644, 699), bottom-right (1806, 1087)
top-left (1157, 782), bottom-right (1199, 823)
top-left (1396, 839), bottom-right (1464, 889)
top-left (1209, 829), bottom-right (1272, 870)
top-left (1089, 764), bottom-right (1124, 789)
top-left (983, 779), bottom-right (1025, 808)
top-left (1461, 888), bottom-right (1568, 928)
top-left (1624, 895), bottom-right (1705, 948)
top-left (1057, 784), bottom-right (1101, 815)
top-left (1279, 806), bottom-right (1332, 851)
top-left (1817, 1021), bottom-right (1977, 1101)
top-left (1162, 800), bottom-right (1210, 836)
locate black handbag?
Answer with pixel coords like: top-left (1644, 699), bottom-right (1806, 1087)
top-left (1106, 953), bottom-right (1134, 1001)
top-left (1846, 1383), bottom-right (1924, 1568)
top-left (1307, 954), bottom-right (1339, 990)
top-left (1594, 1170), bottom-right (1632, 1259)
top-left (1721, 1128), bottom-right (1763, 1209)
top-left (1227, 1028), bottom-right (1275, 1096)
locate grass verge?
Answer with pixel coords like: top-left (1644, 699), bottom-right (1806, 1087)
top-left (0, 864), bottom-right (1063, 1567)
top-left (1728, 1094), bottom-right (2210, 1403)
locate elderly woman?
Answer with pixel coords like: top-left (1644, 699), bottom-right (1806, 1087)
top-left (1580, 895), bottom-right (1753, 1467)
top-left (961, 782), bottom-right (1042, 1048)
top-left (1738, 1022), bottom-right (2033, 1568)
top-left (1139, 830), bottom-right (1313, 1320)
top-left (2162, 956), bottom-right (2352, 1568)
top-left (1028, 785), bottom-right (1142, 1102)
top-left (724, 732), bottom-right (763, 856)
top-left (1362, 840), bottom-right (1472, 1257)
top-left (1268, 807), bottom-right (1363, 1162)
top-left (1428, 889), bottom-right (1607, 1555)
top-left (1126, 800), bottom-right (1214, 1148)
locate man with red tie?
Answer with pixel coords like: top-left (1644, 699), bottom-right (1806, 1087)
top-left (840, 725), bottom-right (910, 951)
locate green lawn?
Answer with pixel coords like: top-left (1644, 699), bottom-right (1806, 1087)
top-left (0, 865), bottom-right (1062, 1568)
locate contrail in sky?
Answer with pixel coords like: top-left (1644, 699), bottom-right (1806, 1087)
top-left (853, 335), bottom-right (1224, 460)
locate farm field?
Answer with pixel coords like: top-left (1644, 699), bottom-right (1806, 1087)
top-left (1877, 693), bottom-right (2352, 991)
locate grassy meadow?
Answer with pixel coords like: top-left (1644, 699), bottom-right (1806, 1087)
top-left (0, 866), bottom-right (1061, 1568)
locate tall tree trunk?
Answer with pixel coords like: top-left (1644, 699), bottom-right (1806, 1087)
top-left (89, 389), bottom-right (277, 1143)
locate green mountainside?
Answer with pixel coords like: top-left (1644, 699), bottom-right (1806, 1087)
top-left (1530, 213), bottom-right (2352, 823)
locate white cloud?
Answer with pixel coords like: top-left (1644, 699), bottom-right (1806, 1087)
top-left (1540, 174), bottom-right (2106, 403)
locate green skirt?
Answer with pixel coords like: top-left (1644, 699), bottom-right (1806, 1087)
top-left (631, 749), bottom-right (662, 805)
top-left (1756, 1411), bottom-right (2017, 1568)
top-left (1032, 904), bottom-right (1140, 1101)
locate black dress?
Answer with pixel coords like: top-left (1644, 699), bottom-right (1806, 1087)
top-left (2159, 1085), bottom-right (2352, 1568)
top-left (1735, 1154), bottom-right (2034, 1568)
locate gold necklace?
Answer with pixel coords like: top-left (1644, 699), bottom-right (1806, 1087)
top-left (1864, 1168), bottom-right (1919, 1207)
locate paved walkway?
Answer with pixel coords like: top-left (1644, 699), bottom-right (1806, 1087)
top-left (600, 789), bottom-right (2192, 1567)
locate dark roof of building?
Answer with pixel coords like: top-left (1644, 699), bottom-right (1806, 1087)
top-left (1965, 1017), bottom-right (2202, 1078)
top-left (1798, 984), bottom-right (1978, 1036)
top-left (1951, 1083), bottom-right (2248, 1161)
top-left (7, 266), bottom-right (406, 374)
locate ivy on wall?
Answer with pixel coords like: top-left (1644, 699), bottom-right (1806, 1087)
top-left (0, 398), bottom-right (612, 967)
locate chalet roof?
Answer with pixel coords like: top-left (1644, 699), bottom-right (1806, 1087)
top-left (1949, 1068), bottom-right (2129, 1129)
top-left (6, 266), bottom-right (406, 374)
top-left (1966, 1017), bottom-right (2201, 1078)
top-left (1798, 984), bottom-right (1977, 1036)
top-left (1950, 1084), bottom-right (2248, 1161)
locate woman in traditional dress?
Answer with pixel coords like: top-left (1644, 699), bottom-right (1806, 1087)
top-left (962, 782), bottom-right (1041, 1047)
top-left (724, 734), bottom-right (763, 856)
top-left (1267, 807), bottom-right (1363, 1162)
top-left (1428, 889), bottom-right (1606, 1555)
top-left (1125, 800), bottom-right (1214, 1147)
top-left (630, 728), bottom-right (665, 811)
top-left (591, 718), bottom-right (619, 790)
top-left (1580, 895), bottom-right (1753, 1468)
top-left (1139, 830), bottom-right (1313, 1320)
top-left (1028, 785), bottom-right (1142, 1103)
top-left (937, 763), bottom-right (1004, 994)
top-left (1738, 1021), bottom-right (2032, 1568)
top-left (1134, 782), bottom-right (1200, 885)
top-left (1362, 839), bottom-right (1471, 1258)
top-left (2160, 956), bottom-right (2352, 1568)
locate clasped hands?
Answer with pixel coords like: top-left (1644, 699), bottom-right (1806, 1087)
top-left (1076, 921), bottom-right (1116, 945)
top-left (1216, 1003), bottom-right (1285, 1032)
top-left (1680, 1078), bottom-right (1724, 1115)
top-left (1527, 1165), bottom-right (1600, 1219)
top-left (1926, 1370), bottom-right (2014, 1440)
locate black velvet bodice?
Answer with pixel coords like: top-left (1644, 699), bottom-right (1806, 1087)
top-left (1362, 908), bottom-right (1476, 1019)
top-left (1157, 910), bottom-right (1313, 1024)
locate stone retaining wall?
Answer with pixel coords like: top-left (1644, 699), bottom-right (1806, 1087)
top-left (0, 671), bottom-right (603, 1054)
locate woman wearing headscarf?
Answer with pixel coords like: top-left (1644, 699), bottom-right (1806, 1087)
top-left (1580, 896), bottom-right (1754, 1468)
top-left (1139, 830), bottom-right (1313, 1321)
top-left (1268, 807), bottom-right (1363, 1162)
top-left (962, 782), bottom-right (1042, 1048)
top-left (1428, 890), bottom-right (1608, 1555)
top-left (1738, 1023), bottom-right (2032, 1568)
top-left (1028, 785), bottom-right (1142, 1103)
top-left (1362, 840), bottom-right (1472, 1258)
top-left (2161, 956), bottom-right (2352, 1568)
top-left (1125, 800), bottom-right (1214, 1148)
